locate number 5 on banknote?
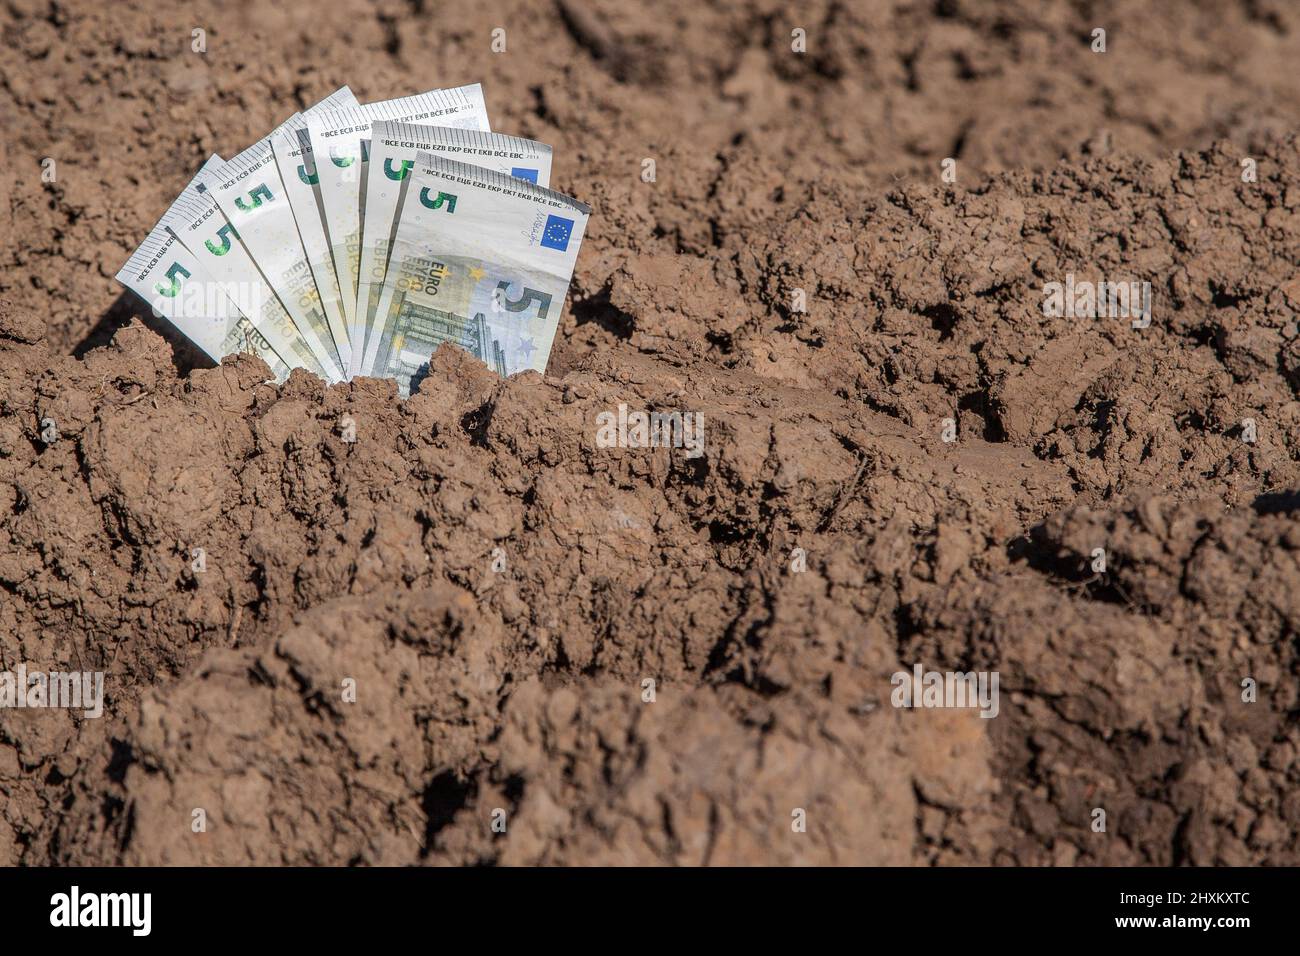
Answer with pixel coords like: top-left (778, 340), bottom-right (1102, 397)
top-left (204, 222), bottom-right (240, 256)
top-left (153, 262), bottom-right (191, 298)
top-left (234, 183), bottom-right (274, 211)
top-left (492, 283), bottom-right (551, 318)
top-left (420, 189), bottom-right (457, 212)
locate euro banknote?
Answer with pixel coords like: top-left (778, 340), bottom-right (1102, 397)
top-left (362, 153), bottom-right (589, 395)
top-left (201, 139), bottom-right (344, 380)
top-left (356, 121), bottom-right (552, 377)
top-left (161, 155), bottom-right (332, 381)
top-left (202, 88), bottom-right (356, 378)
top-left (304, 84), bottom-right (490, 375)
top-left (269, 89), bottom-right (360, 370)
top-left (116, 213), bottom-right (290, 382)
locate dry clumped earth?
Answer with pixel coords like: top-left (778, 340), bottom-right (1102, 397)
top-left (1, 0), bottom-right (1299, 865)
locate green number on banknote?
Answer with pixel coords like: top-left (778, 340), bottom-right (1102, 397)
top-left (234, 183), bottom-right (274, 211)
top-left (153, 262), bottom-right (191, 298)
top-left (418, 189), bottom-right (457, 213)
top-left (330, 147), bottom-right (355, 168)
top-left (204, 222), bottom-right (240, 256)
top-left (297, 164), bottom-right (319, 185)
top-left (384, 158), bottom-right (413, 181)
top-left (495, 282), bottom-right (552, 319)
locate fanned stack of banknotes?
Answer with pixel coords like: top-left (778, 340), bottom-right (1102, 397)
top-left (116, 84), bottom-right (588, 396)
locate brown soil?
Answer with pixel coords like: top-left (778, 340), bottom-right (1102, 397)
top-left (2, 0), bottom-right (1299, 865)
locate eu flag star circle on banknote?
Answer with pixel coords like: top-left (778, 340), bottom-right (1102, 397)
top-left (541, 215), bottom-right (575, 251)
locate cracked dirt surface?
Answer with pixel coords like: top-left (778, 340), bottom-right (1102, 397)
top-left (2, 0), bottom-right (1299, 865)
